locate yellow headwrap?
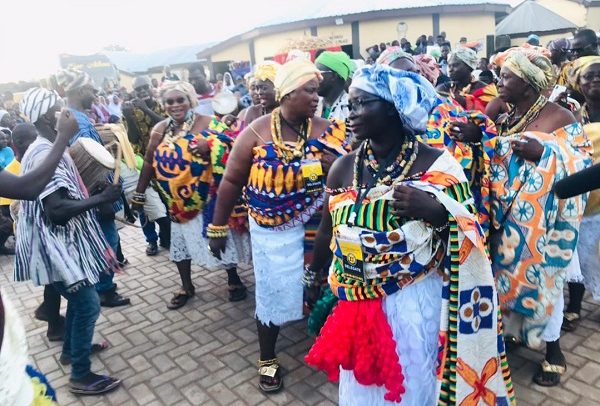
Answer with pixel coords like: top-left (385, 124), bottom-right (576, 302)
top-left (274, 59), bottom-right (322, 102)
top-left (501, 50), bottom-right (554, 93)
top-left (567, 56), bottom-right (600, 93)
top-left (254, 61), bottom-right (281, 84)
top-left (159, 81), bottom-right (198, 108)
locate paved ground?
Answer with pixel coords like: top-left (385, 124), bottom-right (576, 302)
top-left (2, 224), bottom-right (600, 406)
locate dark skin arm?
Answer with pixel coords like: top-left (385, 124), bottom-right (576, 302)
top-left (0, 109), bottom-right (77, 200)
top-left (43, 184), bottom-right (121, 226)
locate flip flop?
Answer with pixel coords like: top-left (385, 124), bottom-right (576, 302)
top-left (60, 341), bottom-right (109, 365)
top-left (70, 375), bottom-right (121, 395)
top-left (532, 360), bottom-right (566, 387)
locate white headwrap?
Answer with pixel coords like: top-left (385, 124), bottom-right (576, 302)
top-left (20, 87), bottom-right (61, 124)
top-left (350, 64), bottom-right (438, 133)
top-left (159, 81), bottom-right (199, 108)
top-left (449, 47), bottom-right (479, 71)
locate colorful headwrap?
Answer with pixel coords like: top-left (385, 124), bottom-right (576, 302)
top-left (494, 44), bottom-right (552, 66)
top-left (414, 54), bottom-right (440, 85)
top-left (20, 87), bottom-right (62, 124)
top-left (567, 55), bottom-right (600, 93)
top-left (56, 69), bottom-right (93, 92)
top-left (274, 59), bottom-right (322, 102)
top-left (547, 38), bottom-right (571, 53)
top-left (500, 49), bottom-right (554, 93)
top-left (449, 47), bottom-right (478, 70)
top-left (315, 51), bottom-right (353, 81)
top-left (253, 61), bottom-right (281, 84)
top-left (350, 64), bottom-right (437, 133)
top-left (375, 46), bottom-right (414, 66)
top-left (160, 81), bottom-right (199, 108)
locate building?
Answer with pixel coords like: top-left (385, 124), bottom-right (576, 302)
top-left (198, 0), bottom-right (516, 75)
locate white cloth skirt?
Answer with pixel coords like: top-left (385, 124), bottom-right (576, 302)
top-left (170, 214), bottom-right (251, 269)
top-left (578, 214), bottom-right (600, 300)
top-left (249, 217), bottom-right (304, 326)
top-left (339, 273), bottom-right (443, 406)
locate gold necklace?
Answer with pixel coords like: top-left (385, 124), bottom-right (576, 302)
top-left (500, 95), bottom-right (547, 136)
top-left (164, 113), bottom-right (195, 149)
top-left (270, 107), bottom-right (312, 163)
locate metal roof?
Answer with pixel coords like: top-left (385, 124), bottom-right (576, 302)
top-left (496, 0), bottom-right (577, 36)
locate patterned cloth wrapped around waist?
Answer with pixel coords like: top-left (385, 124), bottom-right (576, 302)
top-left (328, 185), bottom-right (447, 301)
top-left (153, 130), bottom-right (230, 223)
top-left (245, 120), bottom-right (348, 229)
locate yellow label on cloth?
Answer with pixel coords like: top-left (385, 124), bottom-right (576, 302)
top-left (301, 159), bottom-right (324, 194)
top-left (339, 236), bottom-right (365, 281)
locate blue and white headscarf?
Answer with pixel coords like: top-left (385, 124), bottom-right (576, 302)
top-left (350, 64), bottom-right (437, 133)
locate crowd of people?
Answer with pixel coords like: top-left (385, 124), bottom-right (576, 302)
top-left (0, 25), bottom-right (599, 406)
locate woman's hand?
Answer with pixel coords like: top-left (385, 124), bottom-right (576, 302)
top-left (391, 185), bottom-right (448, 227)
top-left (188, 138), bottom-right (210, 160)
top-left (319, 150), bottom-right (337, 174)
top-left (449, 121), bottom-right (483, 143)
top-left (208, 237), bottom-right (227, 260)
top-left (511, 136), bottom-right (544, 162)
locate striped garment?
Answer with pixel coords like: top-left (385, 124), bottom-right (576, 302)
top-left (14, 137), bottom-right (115, 288)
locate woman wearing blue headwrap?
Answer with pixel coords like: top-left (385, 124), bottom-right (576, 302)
top-left (305, 65), bottom-right (514, 405)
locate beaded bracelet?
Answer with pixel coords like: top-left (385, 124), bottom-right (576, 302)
top-left (207, 223), bottom-right (229, 239)
top-left (131, 192), bottom-right (146, 205)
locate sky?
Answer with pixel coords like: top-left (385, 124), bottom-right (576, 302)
top-left (0, 0), bottom-right (316, 82)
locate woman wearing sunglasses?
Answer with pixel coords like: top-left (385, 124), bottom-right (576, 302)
top-left (133, 81), bottom-right (249, 310)
top-left (208, 59), bottom-right (348, 393)
top-left (304, 64), bottom-right (513, 405)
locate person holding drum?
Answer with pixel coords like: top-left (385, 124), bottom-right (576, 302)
top-left (133, 81), bottom-right (250, 309)
top-left (56, 69), bottom-right (131, 308)
top-left (15, 88), bottom-right (123, 395)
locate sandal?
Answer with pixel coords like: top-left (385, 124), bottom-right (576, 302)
top-left (60, 341), bottom-right (109, 365)
top-left (70, 374), bottom-right (121, 395)
top-left (532, 360), bottom-right (567, 387)
top-left (258, 358), bottom-right (283, 393)
top-left (228, 284), bottom-right (247, 302)
top-left (167, 287), bottom-right (195, 310)
top-left (562, 312), bottom-right (580, 332)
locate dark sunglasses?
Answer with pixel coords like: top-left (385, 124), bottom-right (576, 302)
top-left (164, 97), bottom-right (187, 106)
top-left (348, 98), bottom-right (381, 113)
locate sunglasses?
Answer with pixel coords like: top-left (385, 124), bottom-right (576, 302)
top-left (348, 98), bottom-right (381, 113)
top-left (164, 97), bottom-right (187, 106)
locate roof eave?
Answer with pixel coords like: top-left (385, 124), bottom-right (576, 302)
top-left (498, 27), bottom-right (577, 36)
top-left (197, 3), bottom-right (512, 58)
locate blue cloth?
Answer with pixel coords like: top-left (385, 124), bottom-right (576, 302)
top-left (52, 283), bottom-right (101, 380)
top-left (140, 212), bottom-right (158, 244)
top-left (68, 108), bottom-right (123, 213)
top-left (350, 64), bottom-right (437, 133)
top-left (0, 147), bottom-right (14, 168)
top-left (95, 217), bottom-right (118, 293)
top-left (26, 365), bottom-right (57, 401)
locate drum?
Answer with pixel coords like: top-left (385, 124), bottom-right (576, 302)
top-left (69, 138), bottom-right (116, 193)
top-left (96, 124), bottom-right (118, 146)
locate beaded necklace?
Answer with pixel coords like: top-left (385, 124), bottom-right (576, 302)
top-left (499, 95), bottom-right (547, 136)
top-left (270, 107), bottom-right (312, 163)
top-left (163, 111), bottom-right (195, 149)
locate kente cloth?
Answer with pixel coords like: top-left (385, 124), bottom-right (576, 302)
top-left (567, 56), bottom-right (600, 93)
top-left (14, 137), bottom-right (116, 288)
top-left (424, 97), bottom-right (497, 236)
top-left (306, 151), bottom-right (514, 405)
top-left (463, 82), bottom-right (498, 113)
top-left (123, 101), bottom-right (165, 156)
top-left (153, 128), bottom-right (230, 224)
top-left (490, 122), bottom-right (592, 348)
top-left (245, 120), bottom-right (349, 230)
top-left (208, 116), bottom-right (249, 233)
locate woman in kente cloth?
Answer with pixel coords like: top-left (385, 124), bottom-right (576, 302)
top-left (437, 47), bottom-right (498, 114)
top-left (208, 59), bottom-right (348, 393)
top-left (490, 48), bottom-right (591, 386)
top-left (559, 56), bottom-right (600, 332)
top-left (304, 64), bottom-right (514, 405)
top-left (133, 81), bottom-right (250, 309)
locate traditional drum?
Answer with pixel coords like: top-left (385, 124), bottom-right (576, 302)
top-left (69, 138), bottom-right (116, 194)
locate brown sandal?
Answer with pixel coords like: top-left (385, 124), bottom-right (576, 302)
top-left (258, 358), bottom-right (283, 393)
top-left (167, 288), bottom-right (195, 310)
